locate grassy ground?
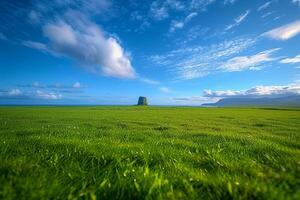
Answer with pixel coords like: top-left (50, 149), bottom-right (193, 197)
top-left (0, 106), bottom-right (299, 200)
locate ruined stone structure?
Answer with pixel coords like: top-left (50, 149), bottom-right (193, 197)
top-left (137, 96), bottom-right (148, 106)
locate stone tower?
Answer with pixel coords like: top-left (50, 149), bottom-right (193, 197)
top-left (137, 96), bottom-right (148, 106)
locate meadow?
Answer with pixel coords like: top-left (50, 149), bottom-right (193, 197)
top-left (0, 106), bottom-right (299, 200)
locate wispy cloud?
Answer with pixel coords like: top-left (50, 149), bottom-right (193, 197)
top-left (170, 96), bottom-right (214, 105)
top-left (25, 12), bottom-right (135, 79)
top-left (170, 12), bottom-right (197, 32)
top-left (203, 83), bottom-right (300, 98)
top-left (36, 90), bottom-right (62, 100)
top-left (225, 10), bottom-right (251, 31)
top-left (224, 0), bottom-right (238, 5)
top-left (0, 89), bottom-right (63, 100)
top-left (73, 82), bottom-right (83, 89)
top-left (257, 1), bottom-right (272, 11)
top-left (280, 54), bottom-right (300, 64)
top-left (263, 20), bottom-right (300, 40)
top-left (33, 0), bottom-right (111, 17)
top-left (14, 0), bottom-right (136, 79)
top-left (261, 11), bottom-right (274, 19)
top-left (293, 0), bottom-right (300, 6)
top-left (150, 0), bottom-right (214, 21)
top-left (18, 82), bottom-right (86, 91)
top-left (139, 77), bottom-right (171, 94)
top-left (139, 77), bottom-right (160, 85)
top-left (175, 25), bottom-right (210, 45)
top-left (150, 37), bottom-right (256, 80)
top-left (150, 1), bottom-right (170, 20)
top-left (219, 48), bottom-right (280, 72)
top-left (160, 87), bottom-right (171, 93)
top-left (9, 89), bottom-right (22, 96)
top-left (0, 89), bottom-right (29, 100)
top-left (150, 0), bottom-right (185, 20)
top-left (190, 0), bottom-right (216, 10)
top-left (22, 41), bottom-right (49, 52)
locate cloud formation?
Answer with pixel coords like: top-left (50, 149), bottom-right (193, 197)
top-left (225, 10), bottom-right (250, 31)
top-left (150, 0), bottom-right (214, 21)
top-left (139, 77), bottom-right (160, 85)
top-left (0, 89), bottom-right (63, 100)
top-left (73, 82), bottom-right (82, 89)
top-left (170, 12), bottom-right (198, 32)
top-left (219, 48), bottom-right (280, 72)
top-left (9, 89), bottom-right (22, 96)
top-left (23, 41), bottom-right (49, 52)
top-left (26, 13), bottom-right (135, 79)
top-left (257, 1), bottom-right (272, 11)
top-left (280, 54), bottom-right (300, 64)
top-left (263, 20), bottom-right (300, 40)
top-left (150, 37), bottom-right (256, 80)
top-left (160, 87), bottom-right (171, 93)
top-left (293, 0), bottom-right (300, 6)
top-left (0, 89), bottom-right (28, 100)
top-left (32, 0), bottom-right (111, 17)
top-left (150, 0), bottom-right (185, 20)
top-left (203, 83), bottom-right (300, 98)
top-left (224, 0), bottom-right (237, 5)
top-left (36, 90), bottom-right (62, 100)
top-left (170, 96), bottom-right (214, 105)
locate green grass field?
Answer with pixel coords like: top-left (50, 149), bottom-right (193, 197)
top-left (0, 106), bottom-right (300, 200)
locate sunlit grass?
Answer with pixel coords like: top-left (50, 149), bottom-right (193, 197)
top-left (0, 106), bottom-right (300, 199)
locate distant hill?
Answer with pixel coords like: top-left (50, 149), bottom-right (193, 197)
top-left (202, 95), bottom-right (300, 107)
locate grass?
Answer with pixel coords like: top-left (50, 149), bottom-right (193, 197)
top-left (0, 106), bottom-right (300, 200)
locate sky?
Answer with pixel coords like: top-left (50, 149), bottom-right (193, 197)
top-left (0, 0), bottom-right (300, 105)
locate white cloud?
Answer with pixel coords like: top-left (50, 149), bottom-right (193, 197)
top-left (190, 0), bottom-right (216, 10)
top-left (34, 0), bottom-right (111, 15)
top-left (130, 11), bottom-right (144, 21)
top-left (257, 1), bottom-right (272, 11)
top-left (36, 90), bottom-right (62, 100)
top-left (150, 0), bottom-right (214, 21)
top-left (170, 12), bottom-right (197, 32)
top-left (219, 48), bottom-right (280, 72)
top-left (9, 89), bottom-right (22, 96)
top-left (293, 0), bottom-right (300, 6)
top-left (149, 0), bottom-right (186, 20)
top-left (174, 25), bottom-right (210, 45)
top-left (171, 96), bottom-right (215, 105)
top-left (25, 13), bottom-right (135, 79)
top-left (273, 16), bottom-right (281, 21)
top-left (139, 77), bottom-right (160, 85)
top-left (150, 1), bottom-right (171, 20)
top-left (160, 87), bottom-right (171, 93)
top-left (168, 0), bottom-right (185, 10)
top-left (203, 83), bottom-right (300, 98)
top-left (150, 37), bottom-right (256, 80)
top-left (280, 54), bottom-right (300, 64)
top-left (225, 10), bottom-right (251, 31)
top-left (224, 0), bottom-right (237, 5)
top-left (22, 41), bottom-right (49, 52)
top-left (73, 82), bottom-right (82, 88)
top-left (0, 89), bottom-right (61, 101)
top-left (261, 11), bottom-right (274, 19)
top-left (203, 90), bottom-right (240, 97)
top-left (235, 10), bottom-right (250, 23)
top-left (263, 20), bottom-right (300, 40)
top-left (44, 22), bottom-right (77, 45)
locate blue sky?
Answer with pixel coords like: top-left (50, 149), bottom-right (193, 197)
top-left (0, 0), bottom-right (300, 105)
